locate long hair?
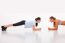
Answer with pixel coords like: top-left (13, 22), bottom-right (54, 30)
top-left (35, 17), bottom-right (41, 27)
top-left (35, 17), bottom-right (41, 21)
top-left (35, 23), bottom-right (38, 27)
top-left (50, 16), bottom-right (56, 20)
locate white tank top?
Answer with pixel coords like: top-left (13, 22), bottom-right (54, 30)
top-left (24, 20), bottom-right (36, 28)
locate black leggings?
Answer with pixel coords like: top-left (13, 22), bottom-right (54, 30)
top-left (13, 20), bottom-right (38, 27)
top-left (13, 20), bottom-right (25, 26)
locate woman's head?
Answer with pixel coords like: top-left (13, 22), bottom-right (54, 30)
top-left (35, 17), bottom-right (41, 23)
top-left (49, 16), bottom-right (56, 22)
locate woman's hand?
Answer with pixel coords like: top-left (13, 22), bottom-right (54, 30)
top-left (32, 25), bottom-right (41, 31)
top-left (48, 27), bottom-right (58, 30)
top-left (33, 28), bottom-right (41, 31)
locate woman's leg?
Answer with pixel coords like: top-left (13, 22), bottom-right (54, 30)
top-left (1, 20), bottom-right (25, 31)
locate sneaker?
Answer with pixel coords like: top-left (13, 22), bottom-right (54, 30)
top-left (1, 26), bottom-right (7, 31)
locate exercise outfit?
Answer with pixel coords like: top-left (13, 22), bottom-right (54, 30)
top-left (1, 20), bottom-right (38, 31)
top-left (13, 20), bottom-right (38, 28)
top-left (58, 20), bottom-right (62, 25)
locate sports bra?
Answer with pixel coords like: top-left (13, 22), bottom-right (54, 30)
top-left (58, 20), bottom-right (62, 25)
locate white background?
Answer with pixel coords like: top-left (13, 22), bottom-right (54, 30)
top-left (0, 0), bottom-right (65, 24)
top-left (0, 0), bottom-right (65, 43)
top-left (0, 0), bottom-right (65, 28)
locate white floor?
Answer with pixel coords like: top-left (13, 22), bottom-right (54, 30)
top-left (0, 0), bottom-right (65, 43)
top-left (0, 27), bottom-right (65, 43)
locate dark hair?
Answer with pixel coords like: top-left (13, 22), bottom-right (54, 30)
top-left (50, 16), bottom-right (56, 20)
top-left (35, 17), bottom-right (41, 21)
top-left (35, 23), bottom-right (38, 27)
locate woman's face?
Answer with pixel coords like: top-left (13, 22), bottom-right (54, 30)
top-left (50, 19), bottom-right (54, 22)
top-left (36, 20), bottom-right (41, 23)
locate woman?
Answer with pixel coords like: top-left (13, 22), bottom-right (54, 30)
top-left (48, 16), bottom-right (65, 30)
top-left (1, 17), bottom-right (41, 31)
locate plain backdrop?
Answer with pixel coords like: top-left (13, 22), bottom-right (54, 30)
top-left (0, 0), bottom-right (65, 43)
top-left (0, 0), bottom-right (65, 25)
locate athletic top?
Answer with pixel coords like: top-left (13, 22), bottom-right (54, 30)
top-left (58, 20), bottom-right (62, 25)
top-left (24, 20), bottom-right (36, 28)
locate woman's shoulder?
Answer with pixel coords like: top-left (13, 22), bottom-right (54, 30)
top-left (55, 19), bottom-right (59, 22)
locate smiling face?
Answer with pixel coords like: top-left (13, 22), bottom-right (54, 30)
top-left (50, 19), bottom-right (54, 22)
top-left (49, 16), bottom-right (56, 22)
top-left (36, 19), bottom-right (41, 23)
top-left (35, 17), bottom-right (41, 23)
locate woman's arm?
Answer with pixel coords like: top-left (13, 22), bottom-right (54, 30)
top-left (32, 25), bottom-right (41, 31)
top-left (48, 21), bottom-right (58, 30)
